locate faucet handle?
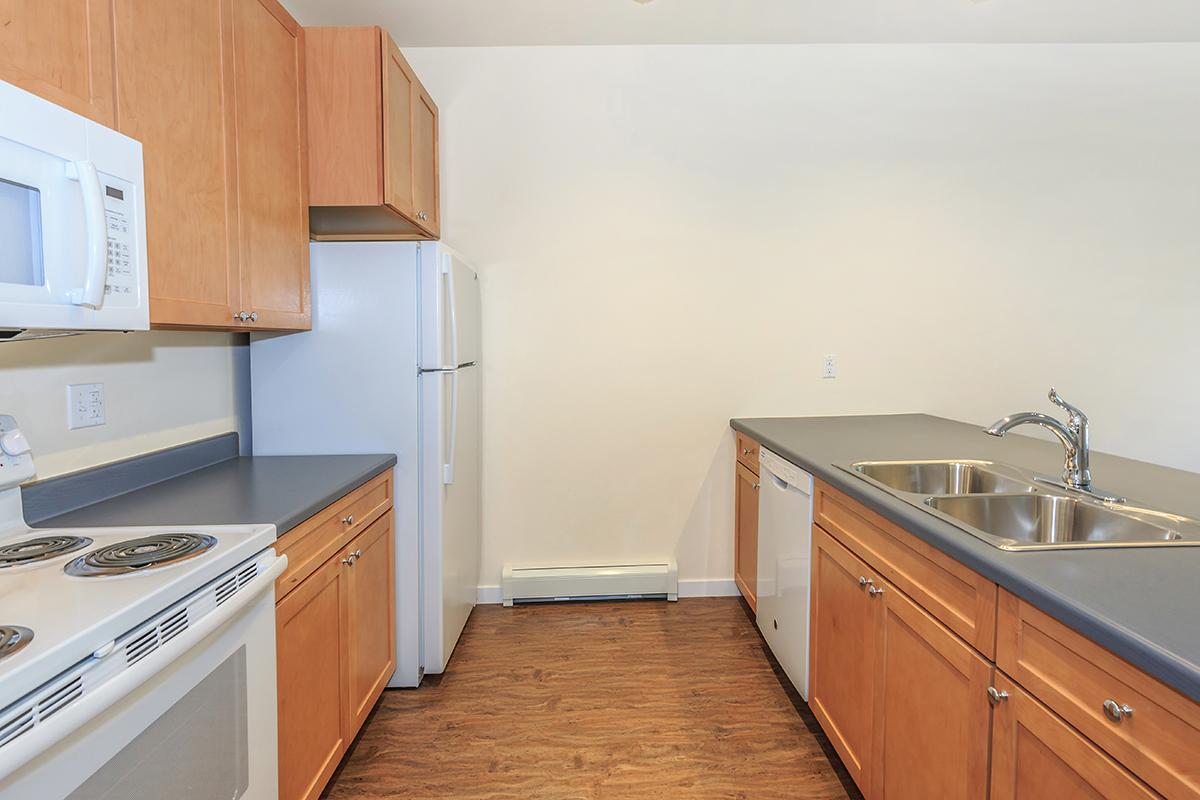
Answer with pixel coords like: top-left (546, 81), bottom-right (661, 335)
top-left (1048, 387), bottom-right (1088, 425)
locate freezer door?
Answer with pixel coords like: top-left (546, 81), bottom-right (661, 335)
top-left (420, 244), bottom-right (480, 369)
top-left (420, 363), bottom-right (481, 674)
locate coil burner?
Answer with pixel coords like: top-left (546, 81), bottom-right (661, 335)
top-left (64, 533), bottom-right (217, 578)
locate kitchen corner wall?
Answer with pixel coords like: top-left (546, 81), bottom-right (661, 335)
top-left (406, 43), bottom-right (1200, 591)
top-left (0, 332), bottom-right (249, 480)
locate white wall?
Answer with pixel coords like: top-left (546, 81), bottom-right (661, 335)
top-left (0, 332), bottom-right (249, 479)
top-left (404, 44), bottom-right (1200, 588)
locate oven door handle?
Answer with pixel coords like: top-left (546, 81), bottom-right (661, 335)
top-left (0, 553), bottom-right (287, 783)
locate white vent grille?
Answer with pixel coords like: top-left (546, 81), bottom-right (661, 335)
top-left (501, 561), bottom-right (678, 607)
top-left (0, 550), bottom-right (271, 753)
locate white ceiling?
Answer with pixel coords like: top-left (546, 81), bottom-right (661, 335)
top-left (282, 0), bottom-right (1200, 46)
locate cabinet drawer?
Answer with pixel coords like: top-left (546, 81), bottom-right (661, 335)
top-left (735, 432), bottom-right (760, 474)
top-left (276, 471), bottom-right (392, 601)
top-left (814, 481), bottom-right (998, 658)
top-left (997, 591), bottom-right (1200, 800)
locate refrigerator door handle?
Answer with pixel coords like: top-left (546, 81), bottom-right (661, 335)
top-left (443, 369), bottom-right (459, 485)
top-left (442, 255), bottom-right (460, 371)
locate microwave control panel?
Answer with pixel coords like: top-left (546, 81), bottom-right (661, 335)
top-left (101, 179), bottom-right (138, 304)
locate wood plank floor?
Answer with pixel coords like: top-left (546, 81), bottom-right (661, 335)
top-left (323, 598), bottom-right (861, 800)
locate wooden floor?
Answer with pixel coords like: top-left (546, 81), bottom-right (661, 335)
top-left (323, 597), bottom-right (861, 800)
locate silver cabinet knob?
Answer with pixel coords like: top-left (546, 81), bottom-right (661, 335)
top-left (354, 549), bottom-right (363, 559)
top-left (987, 686), bottom-right (1010, 706)
top-left (752, 483), bottom-right (760, 490)
top-left (867, 585), bottom-right (885, 597)
top-left (858, 576), bottom-right (873, 588)
top-left (234, 311), bottom-right (250, 322)
top-left (341, 553), bottom-right (357, 566)
top-left (249, 311), bottom-right (258, 322)
top-left (1102, 699), bottom-right (1134, 723)
top-left (742, 448), bottom-right (751, 455)
top-left (342, 514), bottom-right (354, 526)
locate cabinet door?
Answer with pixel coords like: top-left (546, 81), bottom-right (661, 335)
top-left (231, 0), bottom-right (310, 330)
top-left (809, 526), bottom-right (880, 796)
top-left (382, 32), bottom-right (415, 218)
top-left (734, 461), bottom-right (759, 611)
top-left (276, 553), bottom-right (348, 800)
top-left (412, 82), bottom-right (440, 237)
top-left (871, 580), bottom-right (993, 799)
top-left (114, 0), bottom-right (241, 328)
top-left (0, 0), bottom-right (115, 124)
top-left (991, 675), bottom-right (1159, 800)
top-left (344, 513), bottom-right (396, 737)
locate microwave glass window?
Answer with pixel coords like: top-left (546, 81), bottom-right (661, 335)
top-left (0, 177), bottom-right (45, 287)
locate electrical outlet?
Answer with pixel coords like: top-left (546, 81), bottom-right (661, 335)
top-left (68, 383), bottom-right (106, 429)
top-left (822, 354), bottom-right (837, 379)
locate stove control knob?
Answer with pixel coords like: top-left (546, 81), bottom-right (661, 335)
top-left (0, 428), bottom-right (30, 457)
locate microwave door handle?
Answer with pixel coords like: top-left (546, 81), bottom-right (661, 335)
top-left (65, 160), bottom-right (108, 309)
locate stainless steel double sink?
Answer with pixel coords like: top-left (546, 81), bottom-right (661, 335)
top-left (839, 460), bottom-right (1200, 551)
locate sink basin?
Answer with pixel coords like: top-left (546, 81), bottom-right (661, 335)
top-left (926, 494), bottom-right (1185, 551)
top-left (850, 461), bottom-right (1036, 495)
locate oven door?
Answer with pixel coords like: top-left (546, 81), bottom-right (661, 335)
top-left (1, 559), bottom-right (283, 800)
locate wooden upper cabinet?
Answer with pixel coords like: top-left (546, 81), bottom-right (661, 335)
top-left (109, 0), bottom-right (310, 331)
top-left (306, 26), bottom-right (441, 241)
top-left (114, 0), bottom-right (240, 328)
top-left (411, 83), bottom-right (440, 237)
top-left (0, 0), bottom-right (115, 124)
top-left (230, 0), bottom-right (310, 330)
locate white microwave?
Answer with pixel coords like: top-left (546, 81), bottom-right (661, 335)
top-left (0, 81), bottom-right (148, 339)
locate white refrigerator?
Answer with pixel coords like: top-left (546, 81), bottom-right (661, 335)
top-left (250, 241), bottom-right (481, 687)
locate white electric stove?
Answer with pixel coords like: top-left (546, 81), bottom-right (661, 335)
top-left (0, 416), bottom-right (285, 800)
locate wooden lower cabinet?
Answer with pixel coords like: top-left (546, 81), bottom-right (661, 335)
top-left (276, 551), bottom-right (348, 800)
top-left (734, 460), bottom-right (759, 610)
top-left (345, 514), bottom-right (396, 735)
top-left (871, 574), bottom-right (992, 799)
top-left (809, 525), bottom-right (881, 793)
top-left (806, 481), bottom-right (1189, 800)
top-left (990, 674), bottom-right (1159, 799)
top-left (275, 475), bottom-right (395, 800)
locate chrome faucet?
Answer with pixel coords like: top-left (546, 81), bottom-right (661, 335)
top-left (985, 388), bottom-right (1092, 491)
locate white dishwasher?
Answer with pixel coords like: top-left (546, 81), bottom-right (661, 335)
top-left (756, 447), bottom-right (815, 700)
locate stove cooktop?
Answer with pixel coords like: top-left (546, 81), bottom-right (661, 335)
top-left (0, 523), bottom-right (276, 710)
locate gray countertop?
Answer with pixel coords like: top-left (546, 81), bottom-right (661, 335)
top-left (731, 414), bottom-right (1200, 703)
top-left (35, 454), bottom-right (397, 537)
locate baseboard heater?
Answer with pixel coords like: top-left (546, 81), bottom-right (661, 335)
top-left (501, 560), bottom-right (678, 607)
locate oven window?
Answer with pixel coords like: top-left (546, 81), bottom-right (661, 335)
top-left (66, 648), bottom-right (250, 800)
top-left (0, 177), bottom-right (45, 287)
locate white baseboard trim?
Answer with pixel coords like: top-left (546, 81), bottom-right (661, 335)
top-left (678, 578), bottom-right (740, 598)
top-left (476, 578), bottom-right (738, 604)
top-left (477, 585), bottom-right (503, 605)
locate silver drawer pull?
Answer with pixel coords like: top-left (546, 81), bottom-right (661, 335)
top-left (987, 686), bottom-right (1010, 706)
top-left (1103, 699), bottom-right (1134, 723)
top-left (342, 514), bottom-right (354, 526)
top-left (742, 448), bottom-right (751, 455)
top-left (341, 553), bottom-right (358, 566)
top-left (867, 585), bottom-right (885, 597)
